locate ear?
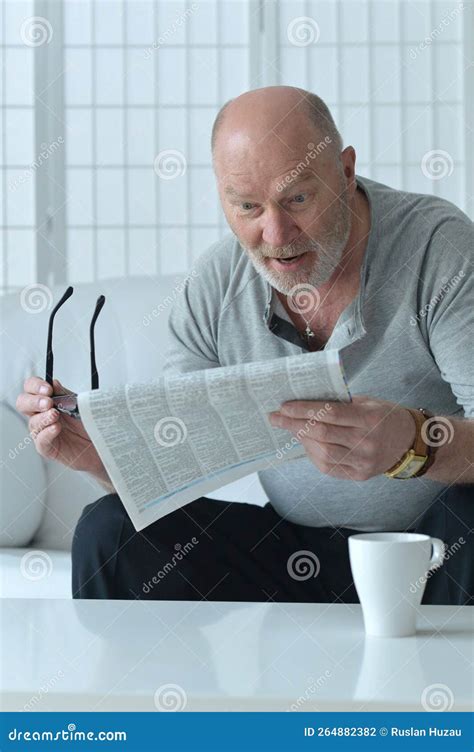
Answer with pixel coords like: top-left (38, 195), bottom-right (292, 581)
top-left (340, 146), bottom-right (356, 187)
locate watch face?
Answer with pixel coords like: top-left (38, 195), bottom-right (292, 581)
top-left (396, 457), bottom-right (427, 479)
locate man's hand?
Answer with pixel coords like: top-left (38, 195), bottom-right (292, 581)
top-left (269, 395), bottom-right (416, 481)
top-left (16, 376), bottom-right (114, 490)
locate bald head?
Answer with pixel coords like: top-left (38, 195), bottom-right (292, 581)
top-left (210, 86), bottom-right (359, 297)
top-left (211, 86), bottom-right (342, 157)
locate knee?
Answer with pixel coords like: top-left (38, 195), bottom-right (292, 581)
top-left (437, 483), bottom-right (474, 536)
top-left (73, 493), bottom-right (126, 547)
top-left (72, 493), bottom-right (129, 598)
top-left (421, 485), bottom-right (474, 606)
top-left (439, 483), bottom-right (474, 504)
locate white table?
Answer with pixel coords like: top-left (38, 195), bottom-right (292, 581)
top-left (1, 598), bottom-right (472, 712)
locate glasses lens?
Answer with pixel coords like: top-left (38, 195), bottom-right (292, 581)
top-left (52, 394), bottom-right (78, 412)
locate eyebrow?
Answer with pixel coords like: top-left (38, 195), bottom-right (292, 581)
top-left (277, 173), bottom-right (319, 196)
top-left (224, 174), bottom-right (318, 201)
top-left (224, 186), bottom-right (246, 198)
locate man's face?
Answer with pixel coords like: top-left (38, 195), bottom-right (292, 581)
top-left (216, 145), bottom-right (353, 295)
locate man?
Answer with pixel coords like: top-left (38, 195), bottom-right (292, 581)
top-left (17, 87), bottom-right (473, 605)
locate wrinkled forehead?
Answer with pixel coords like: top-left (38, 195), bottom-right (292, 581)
top-left (218, 153), bottom-right (340, 202)
top-left (214, 126), bottom-right (338, 194)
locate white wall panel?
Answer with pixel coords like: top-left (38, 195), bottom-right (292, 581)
top-left (1, 0), bottom-right (471, 293)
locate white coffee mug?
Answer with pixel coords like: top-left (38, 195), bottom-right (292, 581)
top-left (348, 532), bottom-right (445, 638)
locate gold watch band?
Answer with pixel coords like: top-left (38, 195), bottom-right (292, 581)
top-left (384, 408), bottom-right (431, 479)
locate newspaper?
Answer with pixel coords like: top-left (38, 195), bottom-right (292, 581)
top-left (77, 349), bottom-right (351, 531)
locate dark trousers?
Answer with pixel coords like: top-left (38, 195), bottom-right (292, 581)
top-left (72, 484), bottom-right (473, 605)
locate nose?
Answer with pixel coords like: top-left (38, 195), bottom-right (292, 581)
top-left (261, 206), bottom-right (300, 249)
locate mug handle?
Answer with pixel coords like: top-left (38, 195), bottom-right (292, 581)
top-left (428, 537), bottom-right (446, 571)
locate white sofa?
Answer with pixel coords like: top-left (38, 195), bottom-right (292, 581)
top-left (0, 275), bottom-right (267, 599)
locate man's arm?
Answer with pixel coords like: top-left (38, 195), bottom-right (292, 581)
top-left (268, 397), bottom-right (474, 484)
top-left (89, 466), bottom-right (116, 494)
top-left (423, 416), bottom-right (474, 484)
top-left (418, 214), bottom-right (474, 482)
top-left (162, 253), bottom-right (222, 377)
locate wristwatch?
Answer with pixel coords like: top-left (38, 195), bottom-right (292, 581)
top-left (384, 408), bottom-right (437, 479)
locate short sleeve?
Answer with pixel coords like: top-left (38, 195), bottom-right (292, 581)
top-left (161, 237), bottom-right (236, 375)
top-left (163, 279), bottom-right (220, 375)
top-left (422, 214), bottom-right (474, 417)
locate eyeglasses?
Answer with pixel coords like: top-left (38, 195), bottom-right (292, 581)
top-left (45, 286), bottom-right (106, 419)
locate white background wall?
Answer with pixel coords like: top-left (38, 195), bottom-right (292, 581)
top-left (1, 0), bottom-right (472, 293)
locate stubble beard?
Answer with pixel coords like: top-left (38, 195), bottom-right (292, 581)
top-left (243, 185), bottom-right (353, 295)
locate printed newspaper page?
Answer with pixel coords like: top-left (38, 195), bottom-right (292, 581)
top-left (77, 349), bottom-right (351, 531)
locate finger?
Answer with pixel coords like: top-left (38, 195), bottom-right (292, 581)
top-left (16, 392), bottom-right (54, 417)
top-left (34, 422), bottom-right (61, 458)
top-left (23, 376), bottom-right (53, 396)
top-left (270, 413), bottom-right (357, 446)
top-left (297, 419), bottom-right (358, 448)
top-left (278, 400), bottom-right (366, 427)
top-left (28, 408), bottom-right (59, 437)
top-left (53, 379), bottom-right (74, 396)
top-left (299, 436), bottom-right (359, 468)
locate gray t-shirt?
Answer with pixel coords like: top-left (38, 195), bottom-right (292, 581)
top-left (164, 175), bottom-right (473, 531)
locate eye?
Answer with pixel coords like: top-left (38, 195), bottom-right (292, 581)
top-left (241, 202), bottom-right (255, 211)
top-left (291, 194), bottom-right (307, 204)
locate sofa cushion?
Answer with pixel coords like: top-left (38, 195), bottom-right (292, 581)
top-left (0, 403), bottom-right (47, 547)
top-left (0, 547), bottom-right (71, 598)
top-left (1, 275), bottom-right (268, 554)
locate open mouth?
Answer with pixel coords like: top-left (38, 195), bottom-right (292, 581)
top-left (267, 252), bottom-right (308, 269)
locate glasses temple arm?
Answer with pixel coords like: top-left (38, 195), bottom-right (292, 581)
top-left (45, 286), bottom-right (74, 387)
top-left (90, 295), bottom-right (106, 390)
